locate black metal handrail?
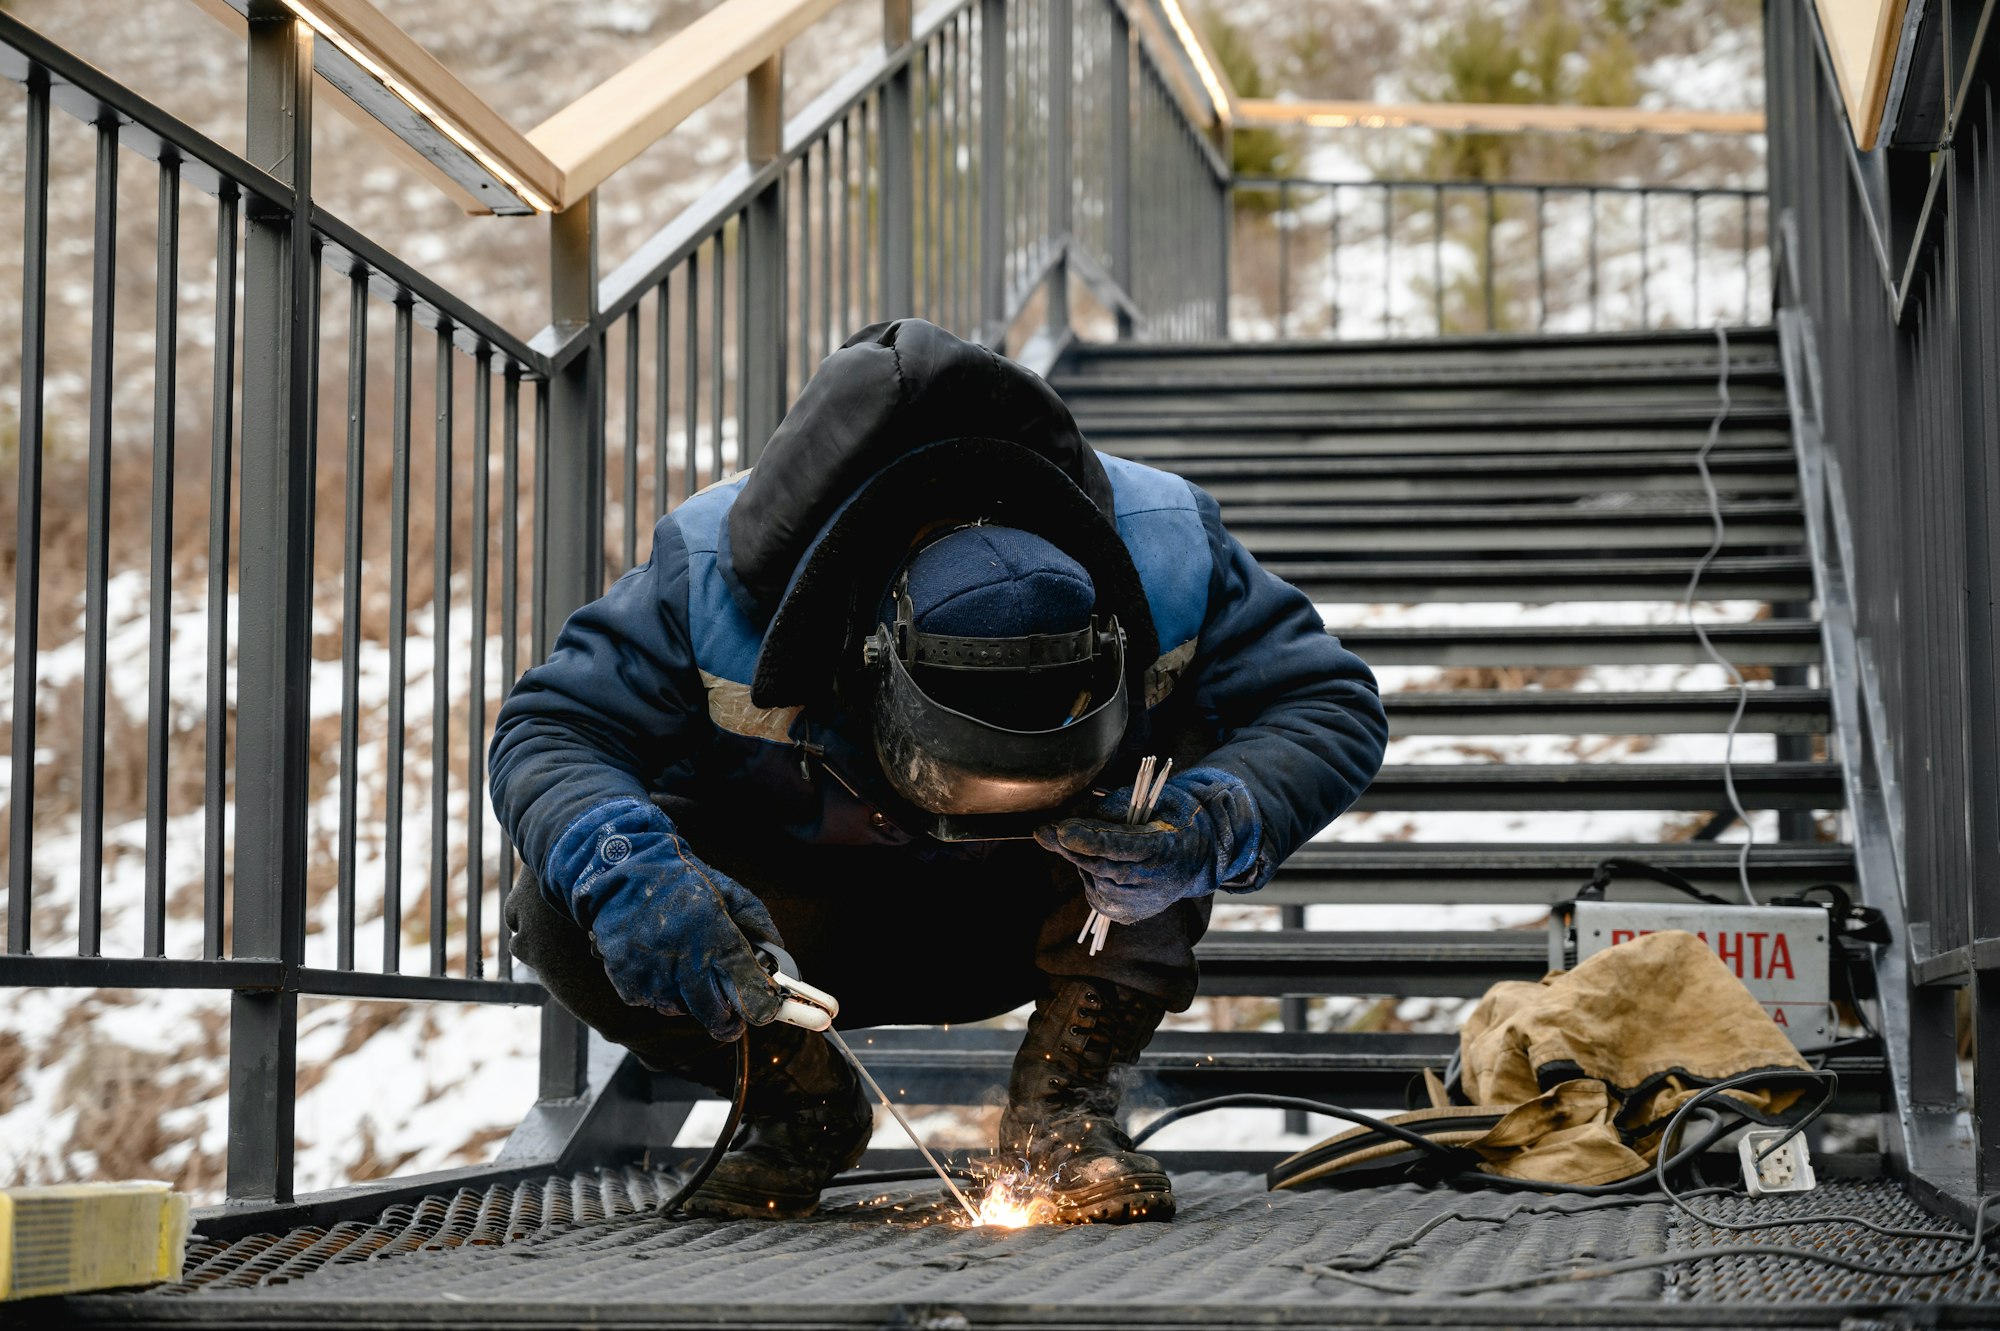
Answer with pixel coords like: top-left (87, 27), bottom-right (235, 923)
top-left (1235, 174), bottom-right (1769, 339)
top-left (1766, 0), bottom-right (2000, 1214)
top-left (0, 0), bottom-right (1224, 1212)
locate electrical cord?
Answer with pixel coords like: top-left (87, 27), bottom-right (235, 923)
top-left (1684, 325), bottom-right (1757, 905)
top-left (1297, 1070), bottom-right (2000, 1295)
top-left (659, 1034), bottom-right (751, 1215)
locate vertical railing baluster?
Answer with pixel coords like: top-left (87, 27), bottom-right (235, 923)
top-left (915, 50), bottom-right (929, 319)
top-left (143, 160), bottom-right (180, 957)
top-left (1741, 193), bottom-right (1753, 323)
top-left (231, 9), bottom-right (315, 1203)
top-left (336, 273), bottom-right (366, 973)
top-left (820, 134), bottom-right (833, 351)
top-left (980, 0), bottom-right (1007, 345)
top-left (1588, 189), bottom-right (1600, 331)
top-left (1277, 180), bottom-right (1290, 338)
top-left (1107, 1), bottom-right (1131, 339)
top-left (1482, 185), bottom-right (1496, 331)
top-left (530, 378), bottom-right (548, 660)
top-left (1328, 184), bottom-right (1341, 338)
top-left (883, 0), bottom-right (916, 319)
top-left (497, 368), bottom-right (521, 982)
top-left (203, 184), bottom-right (238, 962)
top-left (430, 326), bottom-right (453, 980)
top-left (1046, 0), bottom-right (1071, 339)
top-left (1430, 184), bottom-right (1444, 335)
top-left (685, 250), bottom-right (701, 495)
top-left (79, 119), bottom-right (119, 958)
top-left (7, 70), bottom-right (48, 957)
top-left (798, 151), bottom-right (813, 385)
top-left (467, 349), bottom-right (491, 980)
top-left (860, 98), bottom-right (874, 317)
top-left (1535, 187), bottom-right (1547, 330)
top-left (1690, 192), bottom-right (1702, 325)
top-left (956, 15), bottom-right (971, 334)
top-left (713, 229), bottom-right (728, 477)
top-left (654, 276), bottom-right (671, 516)
top-left (744, 59), bottom-right (786, 461)
top-left (1639, 190), bottom-right (1651, 328)
top-left (384, 299), bottom-right (413, 972)
top-left (1381, 186), bottom-right (1391, 337)
top-left (839, 119), bottom-right (852, 337)
top-left (622, 306), bottom-right (640, 572)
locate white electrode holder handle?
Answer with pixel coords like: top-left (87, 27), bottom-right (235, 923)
top-left (754, 942), bottom-right (839, 1031)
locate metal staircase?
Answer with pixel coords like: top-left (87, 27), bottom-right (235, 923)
top-left (609, 326), bottom-right (1887, 1133)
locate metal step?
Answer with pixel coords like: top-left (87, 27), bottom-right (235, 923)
top-left (1231, 500), bottom-right (1803, 554)
top-left (1060, 384), bottom-right (1787, 423)
top-left (1058, 327), bottom-right (1779, 379)
top-left (1337, 621), bottom-right (1823, 668)
top-left (1354, 761), bottom-right (1844, 811)
top-left (793, 1027), bottom-right (1886, 1111)
top-left (1071, 402), bottom-right (1789, 436)
top-left (1384, 686), bottom-right (1829, 735)
top-left (1096, 424), bottom-right (1790, 462)
top-left (1275, 553), bottom-right (1814, 602)
top-left (1056, 360), bottom-right (1781, 395)
top-left (1186, 449), bottom-right (1799, 503)
top-left (1264, 842), bottom-right (1855, 905)
top-left (1195, 929), bottom-right (1544, 996)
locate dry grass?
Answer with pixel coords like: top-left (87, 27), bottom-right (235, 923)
top-left (55, 1031), bottom-right (226, 1194)
top-left (0, 1029), bottom-right (26, 1115)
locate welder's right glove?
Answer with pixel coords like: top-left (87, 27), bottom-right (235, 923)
top-left (545, 799), bottom-right (786, 1042)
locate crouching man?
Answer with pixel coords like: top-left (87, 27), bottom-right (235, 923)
top-left (489, 319), bottom-right (1387, 1223)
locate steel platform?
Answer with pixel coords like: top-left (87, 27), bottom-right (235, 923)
top-left (33, 1168), bottom-right (2000, 1329)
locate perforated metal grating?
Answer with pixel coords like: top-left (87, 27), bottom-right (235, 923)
top-left (57, 1169), bottom-right (2000, 1324)
top-left (161, 1166), bottom-right (687, 1295)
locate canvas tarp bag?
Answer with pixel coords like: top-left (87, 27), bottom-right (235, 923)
top-left (1271, 929), bottom-right (1814, 1190)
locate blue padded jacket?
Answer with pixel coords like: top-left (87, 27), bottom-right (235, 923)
top-left (489, 323), bottom-right (1387, 907)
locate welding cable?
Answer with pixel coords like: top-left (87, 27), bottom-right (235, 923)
top-left (658, 1033), bottom-right (752, 1216)
top-left (1300, 1071), bottom-right (2000, 1295)
top-left (1684, 324), bottom-right (1758, 905)
top-left (1140, 1094), bottom-right (1742, 1196)
top-left (1130, 1093), bottom-right (1470, 1163)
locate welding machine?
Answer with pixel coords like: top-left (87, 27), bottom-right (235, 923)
top-left (1549, 858), bottom-right (1888, 1052)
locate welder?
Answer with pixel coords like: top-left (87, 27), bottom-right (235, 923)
top-left (489, 318), bottom-right (1387, 1223)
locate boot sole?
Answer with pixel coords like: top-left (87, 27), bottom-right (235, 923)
top-left (1052, 1171), bottom-right (1176, 1224)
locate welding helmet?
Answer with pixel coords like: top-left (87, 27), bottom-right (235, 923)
top-left (860, 525), bottom-right (1129, 815)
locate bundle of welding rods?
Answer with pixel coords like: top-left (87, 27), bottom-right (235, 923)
top-left (1077, 756), bottom-right (1174, 956)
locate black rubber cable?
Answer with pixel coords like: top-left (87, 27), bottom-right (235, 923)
top-left (659, 1033), bottom-right (751, 1215)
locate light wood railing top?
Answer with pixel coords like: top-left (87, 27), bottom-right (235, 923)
top-left (1238, 98), bottom-right (1766, 136)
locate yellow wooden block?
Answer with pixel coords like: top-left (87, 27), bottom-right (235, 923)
top-left (0, 1182), bottom-right (190, 1301)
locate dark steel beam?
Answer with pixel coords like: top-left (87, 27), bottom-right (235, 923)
top-left (228, 2), bottom-right (317, 1204)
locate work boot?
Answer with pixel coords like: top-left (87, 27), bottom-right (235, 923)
top-left (681, 1023), bottom-right (873, 1219)
top-left (997, 977), bottom-right (1175, 1223)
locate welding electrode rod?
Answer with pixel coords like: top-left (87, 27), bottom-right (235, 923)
top-left (826, 1028), bottom-right (981, 1221)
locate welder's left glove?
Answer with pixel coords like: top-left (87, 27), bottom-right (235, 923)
top-left (1035, 765), bottom-right (1266, 925)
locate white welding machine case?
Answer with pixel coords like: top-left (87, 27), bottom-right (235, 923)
top-left (1551, 900), bottom-right (1834, 1050)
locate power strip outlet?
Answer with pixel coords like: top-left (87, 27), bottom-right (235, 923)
top-left (1738, 1129), bottom-right (1817, 1195)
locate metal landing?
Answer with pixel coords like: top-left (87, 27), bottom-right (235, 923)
top-left (32, 1169), bottom-right (2000, 1329)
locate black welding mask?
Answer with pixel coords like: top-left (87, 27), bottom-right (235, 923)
top-left (860, 524), bottom-right (1129, 817)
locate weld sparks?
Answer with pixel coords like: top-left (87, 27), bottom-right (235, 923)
top-left (966, 1171), bottom-right (1059, 1228)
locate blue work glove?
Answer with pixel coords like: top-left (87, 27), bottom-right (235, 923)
top-left (546, 799), bottom-right (785, 1041)
top-left (1034, 766), bottom-right (1265, 925)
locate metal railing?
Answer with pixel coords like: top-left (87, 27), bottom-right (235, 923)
top-left (1236, 176), bottom-right (1770, 339)
top-left (0, 0), bottom-right (1224, 1212)
top-left (1766, 0), bottom-right (1999, 1216)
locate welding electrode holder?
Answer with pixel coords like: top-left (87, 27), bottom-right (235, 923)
top-left (754, 942), bottom-right (840, 1032)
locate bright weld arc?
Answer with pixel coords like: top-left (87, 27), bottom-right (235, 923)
top-left (279, 0), bottom-right (558, 213)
